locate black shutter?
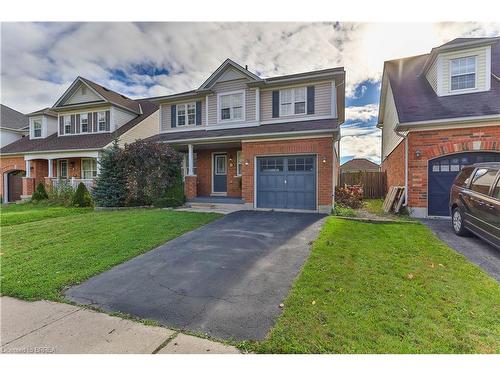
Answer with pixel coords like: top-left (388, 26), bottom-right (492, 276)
top-left (105, 110), bottom-right (110, 131)
top-left (93, 113), bottom-right (98, 132)
top-left (196, 101), bottom-right (202, 125)
top-left (76, 114), bottom-right (81, 133)
top-left (88, 112), bottom-right (93, 133)
top-left (307, 86), bottom-right (315, 115)
top-left (59, 116), bottom-right (64, 134)
top-left (272, 91), bottom-right (279, 118)
top-left (70, 115), bottom-right (76, 134)
top-left (171, 105), bottom-right (177, 128)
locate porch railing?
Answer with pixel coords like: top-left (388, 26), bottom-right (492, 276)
top-left (51, 178), bottom-right (95, 190)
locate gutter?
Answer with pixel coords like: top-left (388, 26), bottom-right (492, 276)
top-left (395, 114), bottom-right (500, 131)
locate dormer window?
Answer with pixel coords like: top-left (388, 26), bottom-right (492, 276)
top-left (450, 56), bottom-right (476, 91)
top-left (218, 91), bottom-right (244, 122)
top-left (33, 120), bottom-right (42, 138)
top-left (81, 113), bottom-right (89, 133)
top-left (64, 116), bottom-right (71, 134)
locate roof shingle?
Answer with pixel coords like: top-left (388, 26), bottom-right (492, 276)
top-left (1, 104), bottom-right (28, 130)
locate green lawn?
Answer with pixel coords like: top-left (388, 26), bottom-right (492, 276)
top-left (1, 207), bottom-right (221, 301)
top-left (1, 202), bottom-right (92, 226)
top-left (245, 218), bottom-right (500, 354)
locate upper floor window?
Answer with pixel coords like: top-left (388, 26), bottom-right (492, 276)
top-left (450, 56), bottom-right (476, 91)
top-left (280, 87), bottom-right (306, 116)
top-left (33, 120), bottom-right (42, 138)
top-left (81, 113), bottom-right (89, 133)
top-left (177, 103), bottom-right (196, 126)
top-left (219, 92), bottom-right (243, 122)
top-left (97, 111), bottom-right (106, 132)
top-left (64, 116), bottom-right (71, 134)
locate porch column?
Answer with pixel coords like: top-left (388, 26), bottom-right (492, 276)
top-left (188, 144), bottom-right (194, 176)
top-left (25, 160), bottom-right (31, 178)
top-left (96, 155), bottom-right (101, 176)
top-left (47, 159), bottom-right (54, 178)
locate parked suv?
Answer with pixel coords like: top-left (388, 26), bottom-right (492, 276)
top-left (449, 162), bottom-right (500, 249)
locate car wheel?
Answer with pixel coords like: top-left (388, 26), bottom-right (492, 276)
top-left (452, 207), bottom-right (469, 236)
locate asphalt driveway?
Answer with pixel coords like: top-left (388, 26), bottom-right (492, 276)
top-left (421, 219), bottom-right (500, 281)
top-left (65, 211), bottom-right (326, 341)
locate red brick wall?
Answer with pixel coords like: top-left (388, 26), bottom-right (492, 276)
top-left (381, 140), bottom-right (405, 190)
top-left (407, 125), bottom-right (500, 209)
top-left (241, 137), bottom-right (334, 206)
top-left (184, 175), bottom-right (197, 199)
top-left (195, 148), bottom-right (242, 198)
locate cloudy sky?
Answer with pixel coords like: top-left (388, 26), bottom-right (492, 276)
top-left (1, 22), bottom-right (499, 163)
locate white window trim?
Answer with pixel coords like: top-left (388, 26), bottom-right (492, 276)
top-left (176, 102), bottom-right (197, 127)
top-left (236, 151), bottom-right (242, 176)
top-left (81, 158), bottom-right (98, 179)
top-left (449, 55), bottom-right (477, 93)
top-left (217, 90), bottom-right (245, 124)
top-left (31, 118), bottom-right (43, 139)
top-left (279, 86), bottom-right (307, 117)
top-left (64, 116), bottom-right (71, 135)
top-left (59, 109), bottom-right (111, 136)
top-left (97, 111), bottom-right (106, 132)
top-left (80, 113), bottom-right (89, 133)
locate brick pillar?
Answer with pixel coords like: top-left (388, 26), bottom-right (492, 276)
top-left (22, 177), bottom-right (35, 197)
top-left (184, 175), bottom-right (197, 199)
top-left (44, 177), bottom-right (53, 190)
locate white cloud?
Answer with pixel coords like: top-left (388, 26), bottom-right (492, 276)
top-left (340, 128), bottom-right (382, 164)
top-left (345, 104), bottom-right (379, 122)
top-left (2, 22), bottom-right (499, 113)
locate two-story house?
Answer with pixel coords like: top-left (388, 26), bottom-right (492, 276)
top-left (0, 77), bottom-right (159, 203)
top-left (378, 37), bottom-right (500, 217)
top-left (147, 59), bottom-right (345, 212)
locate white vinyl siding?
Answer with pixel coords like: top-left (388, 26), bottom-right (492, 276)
top-left (439, 45), bottom-right (490, 96)
top-left (65, 83), bottom-right (102, 105)
top-left (112, 107), bottom-right (136, 131)
top-left (159, 100), bottom-right (206, 131)
top-left (115, 110), bottom-right (159, 147)
top-left (208, 79), bottom-right (256, 126)
top-left (260, 81), bottom-right (333, 121)
top-left (425, 59), bottom-right (438, 93)
top-left (381, 82), bottom-right (402, 161)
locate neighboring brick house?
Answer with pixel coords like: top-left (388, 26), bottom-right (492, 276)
top-left (147, 59), bottom-right (345, 213)
top-left (0, 77), bottom-right (159, 203)
top-left (340, 158), bottom-right (380, 173)
top-left (378, 37), bottom-right (500, 217)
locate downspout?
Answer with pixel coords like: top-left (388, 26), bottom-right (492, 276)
top-left (395, 128), bottom-right (409, 207)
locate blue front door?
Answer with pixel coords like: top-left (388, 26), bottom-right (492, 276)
top-left (213, 154), bottom-right (227, 194)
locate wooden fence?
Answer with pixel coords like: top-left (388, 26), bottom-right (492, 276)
top-left (339, 171), bottom-right (387, 199)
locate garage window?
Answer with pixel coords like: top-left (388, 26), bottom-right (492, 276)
top-left (260, 158), bottom-right (283, 172)
top-left (287, 157), bottom-right (314, 172)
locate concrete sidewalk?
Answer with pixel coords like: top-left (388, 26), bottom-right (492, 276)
top-left (0, 297), bottom-right (239, 354)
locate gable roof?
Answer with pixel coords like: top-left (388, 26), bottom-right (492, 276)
top-left (340, 158), bottom-right (379, 171)
top-left (381, 39), bottom-right (500, 125)
top-left (0, 100), bottom-right (157, 155)
top-left (1, 104), bottom-right (28, 130)
top-left (53, 77), bottom-right (142, 114)
top-left (198, 58), bottom-right (263, 90)
top-left (27, 107), bottom-right (58, 117)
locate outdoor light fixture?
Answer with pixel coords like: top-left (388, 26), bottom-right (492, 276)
top-left (415, 150), bottom-right (422, 158)
top-left (322, 156), bottom-right (327, 163)
top-left (244, 159), bottom-right (249, 166)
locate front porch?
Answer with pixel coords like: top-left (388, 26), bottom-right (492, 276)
top-left (22, 153), bottom-right (100, 198)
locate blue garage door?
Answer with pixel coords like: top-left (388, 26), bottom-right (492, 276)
top-left (428, 152), bottom-right (500, 216)
top-left (257, 155), bottom-right (316, 210)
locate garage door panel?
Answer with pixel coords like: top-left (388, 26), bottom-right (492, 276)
top-left (428, 152), bottom-right (500, 216)
top-left (257, 156), bottom-right (316, 210)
